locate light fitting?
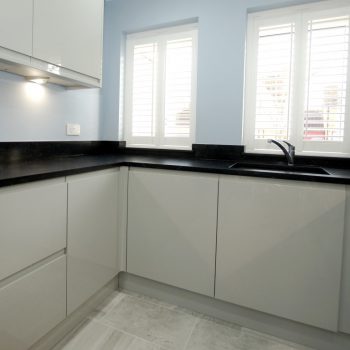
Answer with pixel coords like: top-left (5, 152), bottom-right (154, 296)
top-left (25, 76), bottom-right (50, 85)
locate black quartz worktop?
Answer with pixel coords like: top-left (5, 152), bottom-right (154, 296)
top-left (1, 151), bottom-right (350, 187)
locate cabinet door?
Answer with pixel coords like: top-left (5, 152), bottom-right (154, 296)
top-left (0, 255), bottom-right (66, 350)
top-left (127, 168), bottom-right (218, 297)
top-left (339, 187), bottom-right (350, 334)
top-left (0, 0), bottom-right (33, 56)
top-left (0, 179), bottom-right (67, 282)
top-left (33, 0), bottom-right (104, 78)
top-left (216, 176), bottom-right (345, 331)
top-left (67, 169), bottom-right (119, 315)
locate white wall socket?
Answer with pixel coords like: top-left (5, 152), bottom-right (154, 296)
top-left (66, 123), bottom-right (81, 136)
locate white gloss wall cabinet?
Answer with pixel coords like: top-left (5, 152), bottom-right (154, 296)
top-left (0, 255), bottom-right (66, 350)
top-left (0, 0), bottom-right (32, 57)
top-left (33, 0), bottom-right (104, 80)
top-left (339, 187), bottom-right (350, 334)
top-left (0, 179), bottom-right (67, 281)
top-left (127, 168), bottom-right (218, 297)
top-left (216, 176), bottom-right (345, 331)
top-left (67, 169), bottom-right (119, 315)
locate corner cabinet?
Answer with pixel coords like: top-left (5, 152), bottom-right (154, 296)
top-left (215, 176), bottom-right (345, 331)
top-left (67, 169), bottom-right (119, 315)
top-left (127, 168), bottom-right (218, 297)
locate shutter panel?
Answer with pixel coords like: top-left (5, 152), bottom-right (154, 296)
top-left (131, 42), bottom-right (158, 138)
top-left (303, 15), bottom-right (350, 143)
top-left (254, 23), bottom-right (295, 141)
top-left (164, 37), bottom-right (193, 139)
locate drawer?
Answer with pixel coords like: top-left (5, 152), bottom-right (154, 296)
top-left (0, 255), bottom-right (66, 350)
top-left (0, 179), bottom-right (67, 281)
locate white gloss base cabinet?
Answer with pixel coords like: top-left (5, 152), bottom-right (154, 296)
top-left (127, 168), bottom-right (218, 297)
top-left (340, 187), bottom-right (350, 334)
top-left (0, 179), bottom-right (67, 282)
top-left (0, 0), bottom-right (32, 57)
top-left (0, 255), bottom-right (66, 350)
top-left (67, 169), bottom-right (119, 315)
top-left (216, 176), bottom-right (345, 331)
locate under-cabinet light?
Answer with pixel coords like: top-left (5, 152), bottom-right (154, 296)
top-left (25, 76), bottom-right (50, 85)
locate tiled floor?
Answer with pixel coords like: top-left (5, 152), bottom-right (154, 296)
top-left (54, 290), bottom-right (313, 350)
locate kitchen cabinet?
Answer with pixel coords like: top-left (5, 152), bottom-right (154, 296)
top-left (0, 179), bottom-right (67, 282)
top-left (0, 255), bottom-right (66, 350)
top-left (215, 176), bottom-right (345, 331)
top-left (33, 0), bottom-right (104, 80)
top-left (339, 187), bottom-right (350, 334)
top-left (127, 168), bottom-right (218, 297)
top-left (0, 0), bottom-right (32, 57)
top-left (67, 169), bottom-right (119, 315)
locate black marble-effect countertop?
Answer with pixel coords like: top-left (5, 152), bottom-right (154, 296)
top-left (1, 153), bottom-right (350, 188)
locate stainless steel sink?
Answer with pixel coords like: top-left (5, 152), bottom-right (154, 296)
top-left (228, 162), bottom-right (330, 175)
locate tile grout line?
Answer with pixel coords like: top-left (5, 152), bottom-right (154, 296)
top-left (89, 317), bottom-right (170, 349)
top-left (118, 290), bottom-right (202, 318)
top-left (181, 317), bottom-right (200, 350)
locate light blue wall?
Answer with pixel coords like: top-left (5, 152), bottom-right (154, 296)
top-left (0, 71), bottom-right (102, 141)
top-left (102, 0), bottom-right (322, 145)
top-left (0, 0), bottom-right (321, 143)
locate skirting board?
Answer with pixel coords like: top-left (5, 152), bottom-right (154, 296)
top-left (119, 272), bottom-right (350, 350)
top-left (30, 277), bottom-right (118, 350)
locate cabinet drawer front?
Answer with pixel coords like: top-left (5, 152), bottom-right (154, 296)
top-left (0, 180), bottom-right (67, 281)
top-left (127, 168), bottom-right (218, 297)
top-left (216, 176), bottom-right (345, 331)
top-left (0, 255), bottom-right (66, 350)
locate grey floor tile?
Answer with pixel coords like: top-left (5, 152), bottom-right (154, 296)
top-left (237, 328), bottom-right (313, 350)
top-left (99, 294), bottom-right (197, 350)
top-left (185, 317), bottom-right (242, 350)
top-left (58, 319), bottom-right (163, 350)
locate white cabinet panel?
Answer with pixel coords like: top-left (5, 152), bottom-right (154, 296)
top-left (0, 255), bottom-right (66, 350)
top-left (67, 170), bottom-right (119, 315)
top-left (127, 168), bottom-right (218, 297)
top-left (33, 0), bottom-right (104, 79)
top-left (0, 0), bottom-right (33, 56)
top-left (0, 179), bottom-right (67, 281)
top-left (216, 176), bottom-right (345, 331)
top-left (339, 187), bottom-right (350, 334)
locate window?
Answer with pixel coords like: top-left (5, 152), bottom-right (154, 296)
top-left (244, 0), bottom-right (350, 156)
top-left (124, 24), bottom-right (198, 149)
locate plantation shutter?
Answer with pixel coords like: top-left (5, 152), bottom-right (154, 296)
top-left (244, 1), bottom-right (350, 156)
top-left (124, 25), bottom-right (197, 149)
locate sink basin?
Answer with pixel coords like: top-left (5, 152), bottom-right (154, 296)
top-left (229, 162), bottom-right (330, 175)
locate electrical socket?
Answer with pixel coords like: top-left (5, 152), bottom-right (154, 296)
top-left (66, 123), bottom-right (81, 136)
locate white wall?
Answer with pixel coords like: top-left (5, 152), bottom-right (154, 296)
top-left (101, 0), bottom-right (323, 145)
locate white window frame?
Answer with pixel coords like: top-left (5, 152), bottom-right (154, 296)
top-left (243, 0), bottom-right (350, 157)
top-left (123, 24), bottom-right (198, 150)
